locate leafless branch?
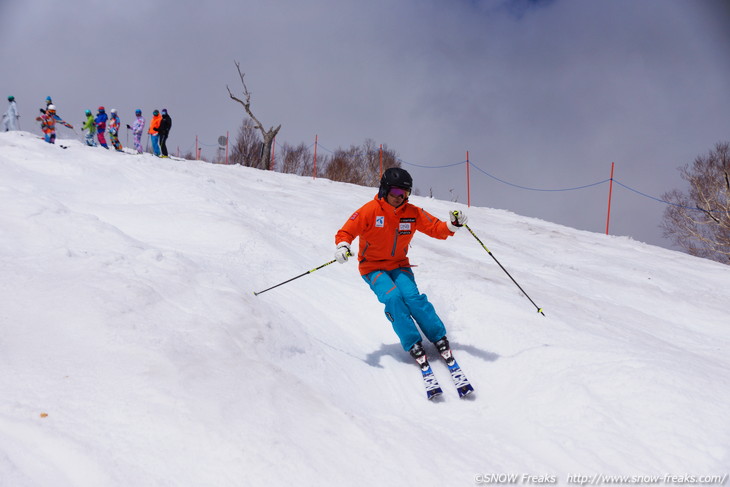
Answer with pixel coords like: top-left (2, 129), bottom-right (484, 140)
top-left (661, 142), bottom-right (730, 263)
top-left (227, 61), bottom-right (265, 133)
top-left (227, 61), bottom-right (282, 170)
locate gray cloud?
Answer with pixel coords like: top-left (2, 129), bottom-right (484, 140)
top-left (3, 0), bottom-right (729, 249)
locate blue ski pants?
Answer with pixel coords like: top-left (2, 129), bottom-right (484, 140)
top-left (150, 134), bottom-right (161, 156)
top-left (362, 267), bottom-right (447, 351)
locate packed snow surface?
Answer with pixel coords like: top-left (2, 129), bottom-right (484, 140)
top-left (1, 131), bottom-right (728, 486)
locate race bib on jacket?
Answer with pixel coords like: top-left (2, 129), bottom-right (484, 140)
top-left (399, 218), bottom-right (415, 234)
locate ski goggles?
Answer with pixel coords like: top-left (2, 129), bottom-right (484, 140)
top-left (388, 187), bottom-right (410, 198)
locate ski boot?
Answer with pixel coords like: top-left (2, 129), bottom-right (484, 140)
top-left (434, 336), bottom-right (474, 398)
top-left (434, 336), bottom-right (455, 366)
top-left (410, 342), bottom-right (443, 400)
top-left (409, 341), bottom-right (430, 370)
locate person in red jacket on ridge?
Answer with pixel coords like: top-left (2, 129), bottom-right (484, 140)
top-left (334, 167), bottom-right (468, 366)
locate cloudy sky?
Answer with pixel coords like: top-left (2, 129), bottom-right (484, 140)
top-left (2, 0), bottom-right (729, 250)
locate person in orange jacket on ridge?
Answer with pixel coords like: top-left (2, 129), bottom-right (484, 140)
top-left (148, 109), bottom-right (162, 156)
top-left (334, 167), bottom-right (469, 390)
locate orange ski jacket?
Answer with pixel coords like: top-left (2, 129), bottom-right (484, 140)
top-left (335, 195), bottom-right (454, 275)
top-left (148, 114), bottom-right (162, 135)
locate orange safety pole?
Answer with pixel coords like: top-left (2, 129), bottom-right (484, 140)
top-left (466, 150), bottom-right (471, 207)
top-left (605, 162), bottom-right (615, 235)
top-left (313, 134), bottom-right (318, 179)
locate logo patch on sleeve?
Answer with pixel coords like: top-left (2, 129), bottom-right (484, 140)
top-left (349, 212), bottom-right (359, 221)
top-left (375, 216), bottom-right (385, 227)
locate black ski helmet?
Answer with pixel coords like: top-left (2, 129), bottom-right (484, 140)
top-left (378, 167), bottom-right (413, 199)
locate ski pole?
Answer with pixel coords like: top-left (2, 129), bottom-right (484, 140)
top-left (457, 212), bottom-right (545, 316)
top-left (254, 258), bottom-right (341, 296)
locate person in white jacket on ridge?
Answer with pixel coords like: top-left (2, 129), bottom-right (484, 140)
top-left (3, 96), bottom-right (19, 131)
top-left (126, 109), bottom-right (146, 154)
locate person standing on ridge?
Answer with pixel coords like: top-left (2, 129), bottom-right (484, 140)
top-left (43, 100), bottom-right (73, 132)
top-left (333, 167), bottom-right (470, 395)
top-left (94, 106), bottom-right (109, 149)
top-left (148, 109), bottom-right (162, 156)
top-left (158, 108), bottom-right (172, 158)
top-left (108, 108), bottom-right (123, 151)
top-left (35, 105), bottom-right (71, 144)
top-left (127, 109), bottom-right (145, 154)
top-left (3, 95), bottom-right (19, 131)
top-left (39, 96), bottom-right (53, 114)
top-left (81, 109), bottom-right (97, 146)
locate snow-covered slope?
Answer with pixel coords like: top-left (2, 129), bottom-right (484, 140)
top-left (1, 131), bottom-right (728, 486)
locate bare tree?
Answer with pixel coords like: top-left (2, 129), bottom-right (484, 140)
top-left (322, 139), bottom-right (401, 186)
top-left (661, 142), bottom-right (730, 263)
top-left (365, 139), bottom-right (400, 185)
top-left (226, 61), bottom-right (281, 170)
top-left (324, 145), bottom-right (365, 184)
top-left (279, 142), bottom-right (315, 176)
top-left (230, 118), bottom-right (262, 167)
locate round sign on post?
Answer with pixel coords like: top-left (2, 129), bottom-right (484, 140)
top-left (218, 135), bottom-right (228, 146)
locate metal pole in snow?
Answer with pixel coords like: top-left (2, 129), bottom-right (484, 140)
top-left (605, 162), bottom-right (615, 235)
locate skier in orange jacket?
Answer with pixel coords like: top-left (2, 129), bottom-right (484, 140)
top-left (148, 109), bottom-right (162, 156)
top-left (334, 167), bottom-right (468, 363)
